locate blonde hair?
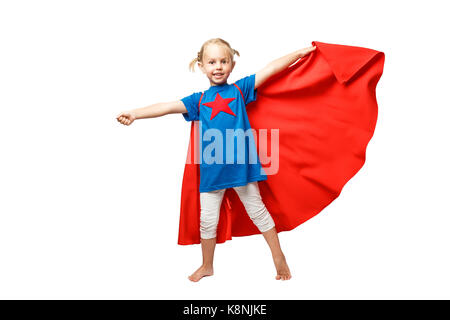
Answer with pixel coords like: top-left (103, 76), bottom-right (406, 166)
top-left (189, 38), bottom-right (240, 72)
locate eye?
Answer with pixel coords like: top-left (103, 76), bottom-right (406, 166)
top-left (209, 61), bottom-right (214, 64)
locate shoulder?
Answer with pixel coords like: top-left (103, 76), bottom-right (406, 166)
top-left (181, 91), bottom-right (204, 105)
top-left (233, 74), bottom-right (257, 105)
top-left (180, 91), bottom-right (204, 122)
top-left (235, 74), bottom-right (256, 87)
top-left (182, 90), bottom-right (204, 100)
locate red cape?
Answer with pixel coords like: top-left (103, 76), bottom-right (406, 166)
top-left (178, 41), bottom-right (385, 245)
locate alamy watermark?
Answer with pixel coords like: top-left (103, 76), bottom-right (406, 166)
top-left (186, 121), bottom-right (279, 175)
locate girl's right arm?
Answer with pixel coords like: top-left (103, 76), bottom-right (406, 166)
top-left (116, 100), bottom-right (187, 126)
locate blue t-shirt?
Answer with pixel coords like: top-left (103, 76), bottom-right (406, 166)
top-left (181, 74), bottom-right (267, 193)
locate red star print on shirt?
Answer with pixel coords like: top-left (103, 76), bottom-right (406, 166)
top-left (202, 93), bottom-right (236, 120)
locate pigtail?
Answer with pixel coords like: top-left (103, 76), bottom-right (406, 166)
top-left (232, 49), bottom-right (240, 57)
top-left (188, 51), bottom-right (202, 72)
top-left (188, 57), bottom-right (198, 72)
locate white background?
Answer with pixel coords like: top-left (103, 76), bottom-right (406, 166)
top-left (1, 0), bottom-right (449, 299)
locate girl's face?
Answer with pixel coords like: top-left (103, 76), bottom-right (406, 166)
top-left (198, 44), bottom-right (236, 86)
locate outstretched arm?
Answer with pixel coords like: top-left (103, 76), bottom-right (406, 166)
top-left (255, 46), bottom-right (316, 89)
top-left (116, 100), bottom-right (187, 126)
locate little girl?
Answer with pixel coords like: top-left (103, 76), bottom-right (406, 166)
top-left (116, 38), bottom-right (315, 282)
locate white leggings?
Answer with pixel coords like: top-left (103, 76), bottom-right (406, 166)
top-left (200, 181), bottom-right (276, 239)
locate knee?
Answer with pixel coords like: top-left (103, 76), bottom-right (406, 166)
top-left (199, 190), bottom-right (224, 239)
top-left (247, 205), bottom-right (276, 233)
top-left (200, 211), bottom-right (218, 239)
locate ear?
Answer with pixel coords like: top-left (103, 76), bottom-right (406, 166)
top-left (231, 60), bottom-right (236, 71)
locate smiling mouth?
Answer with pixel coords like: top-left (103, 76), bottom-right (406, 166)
top-left (213, 73), bottom-right (224, 77)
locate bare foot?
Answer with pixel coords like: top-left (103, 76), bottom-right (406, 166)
top-left (273, 255), bottom-right (292, 280)
top-left (188, 265), bottom-right (214, 282)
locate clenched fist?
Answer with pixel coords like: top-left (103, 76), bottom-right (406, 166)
top-left (116, 111), bottom-right (136, 126)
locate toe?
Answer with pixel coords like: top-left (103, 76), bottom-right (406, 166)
top-left (188, 275), bottom-right (198, 282)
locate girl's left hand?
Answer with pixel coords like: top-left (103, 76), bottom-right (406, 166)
top-left (300, 45), bottom-right (316, 57)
